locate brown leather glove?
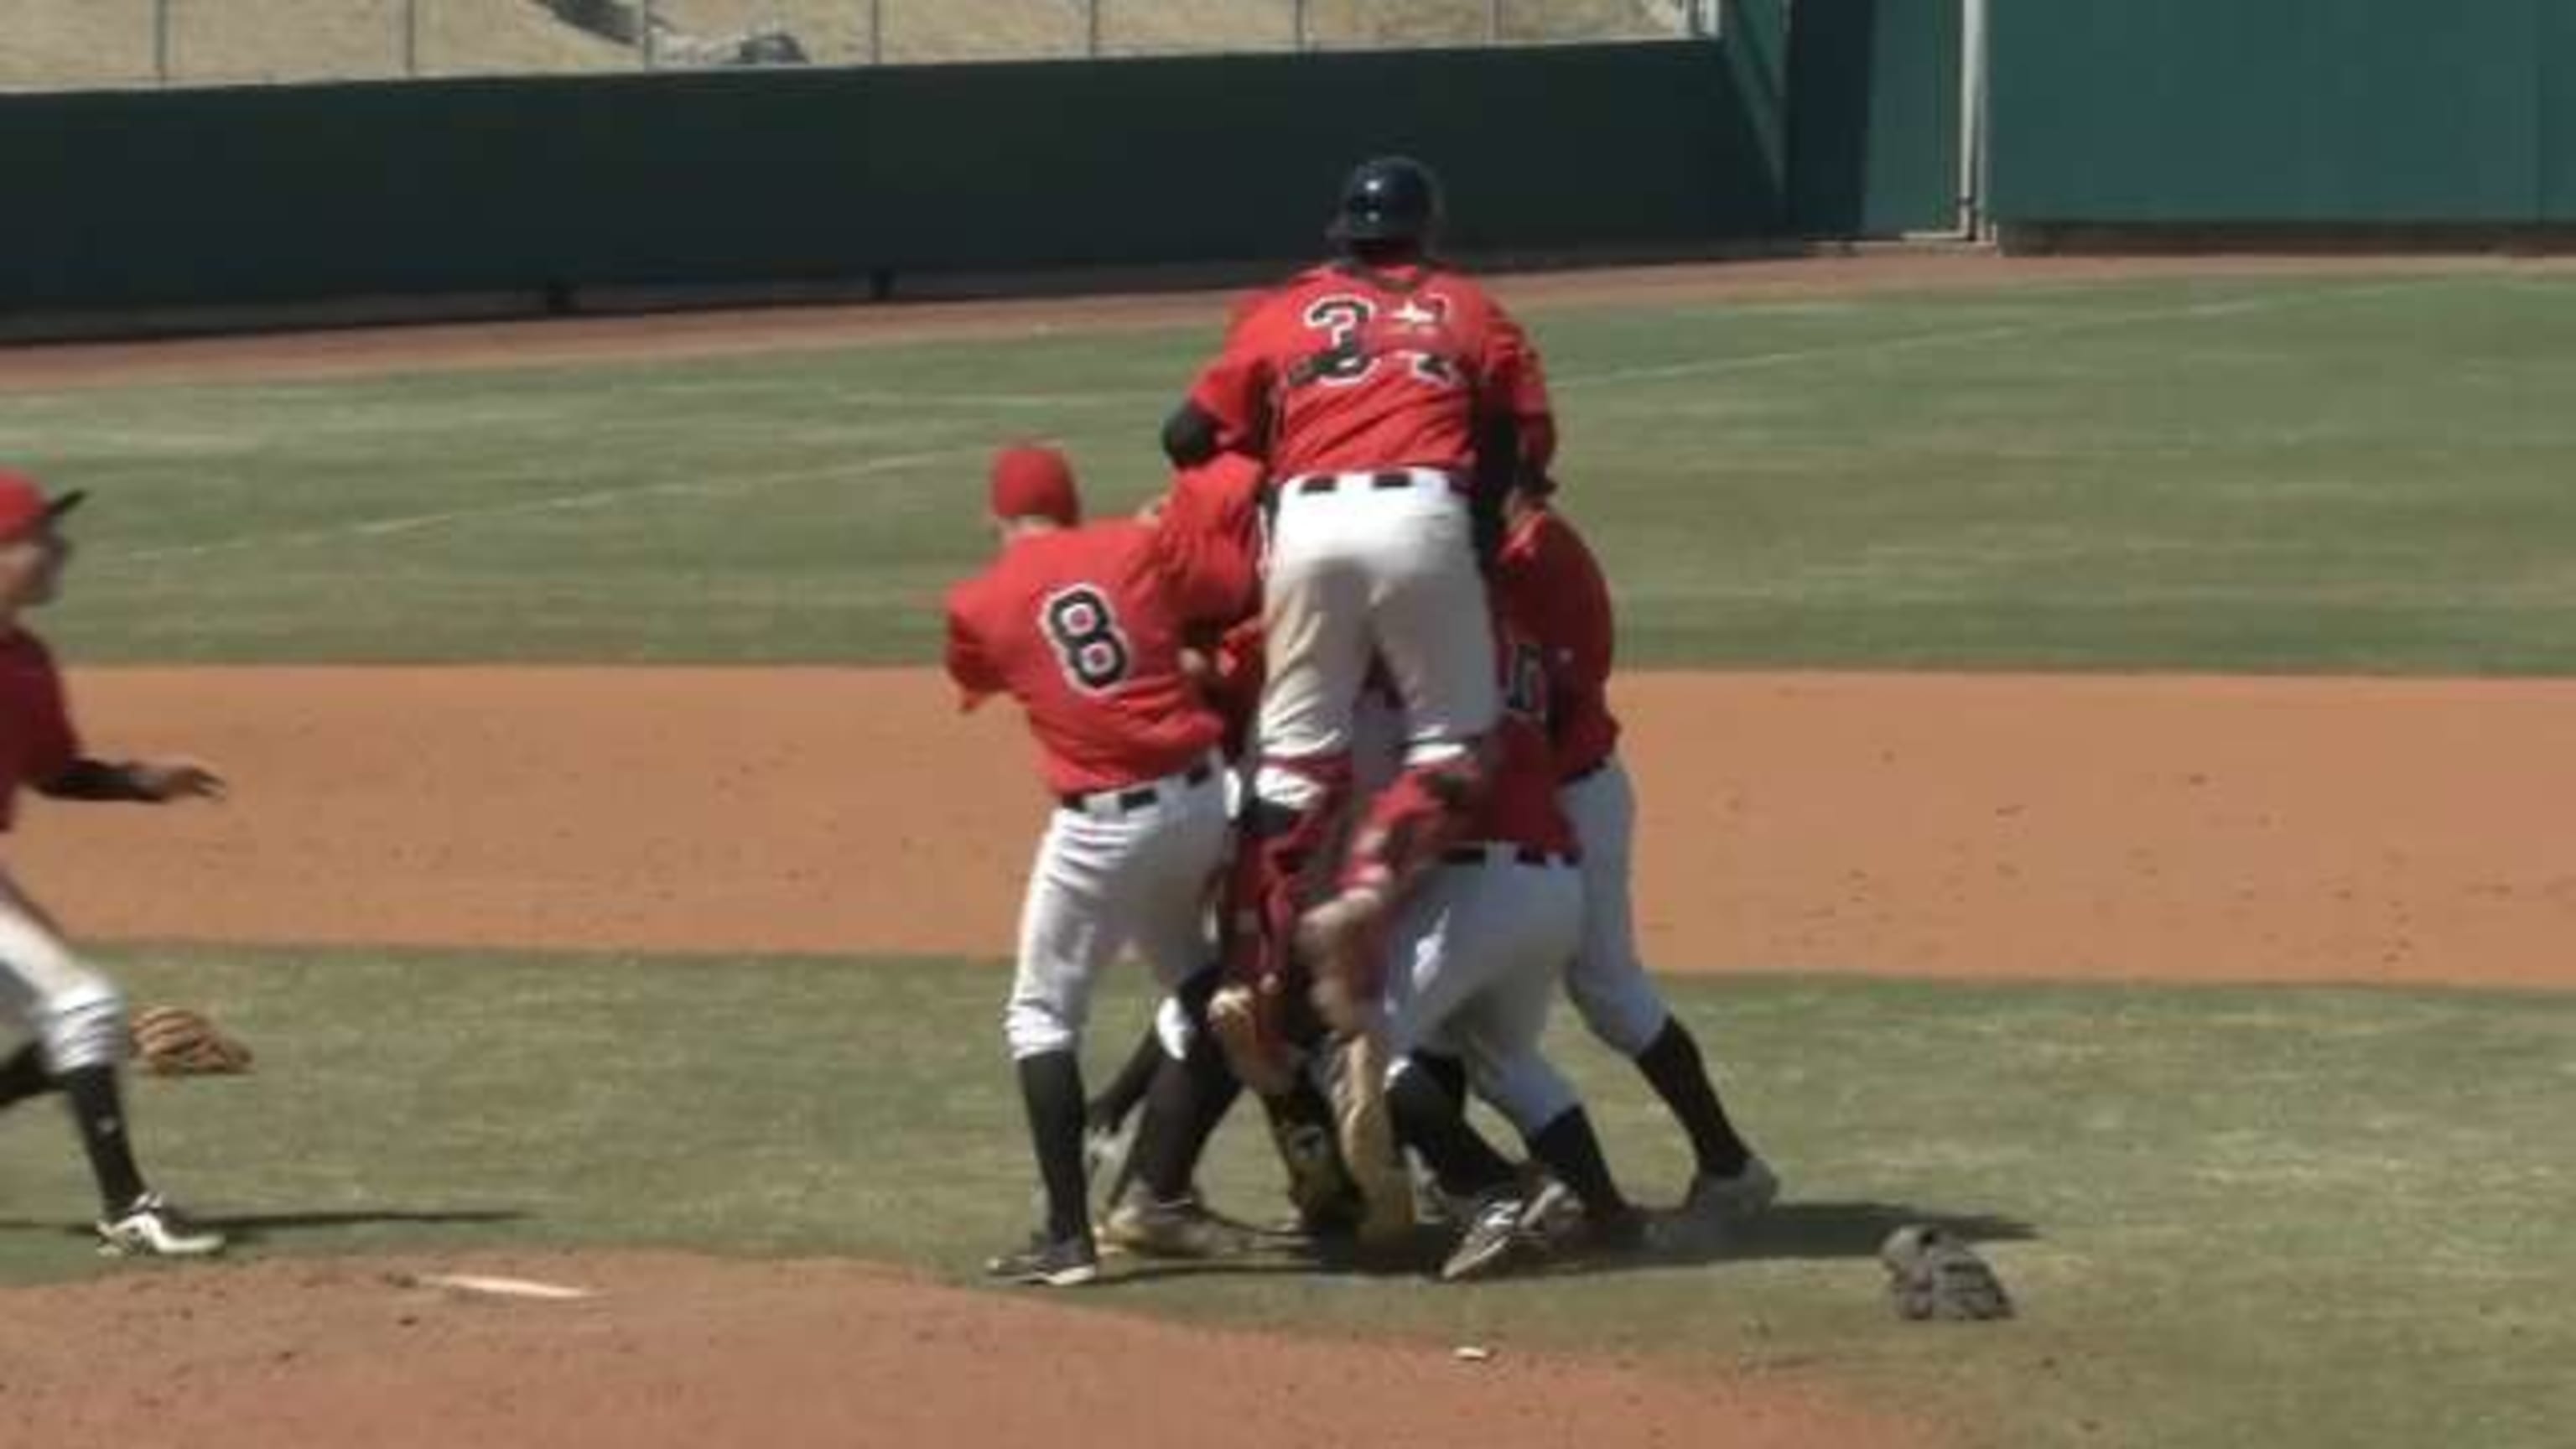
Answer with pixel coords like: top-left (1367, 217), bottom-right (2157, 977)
top-left (1883, 1225), bottom-right (2014, 1321)
top-left (130, 1005), bottom-right (255, 1076)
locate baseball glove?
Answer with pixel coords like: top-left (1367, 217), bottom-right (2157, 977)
top-left (129, 1005), bottom-right (255, 1077)
top-left (1881, 1225), bottom-right (2013, 1322)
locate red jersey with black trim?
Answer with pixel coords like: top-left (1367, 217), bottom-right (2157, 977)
top-left (1494, 503), bottom-right (1619, 779)
top-left (0, 629), bottom-right (80, 833)
top-left (1149, 452), bottom-right (1265, 633)
top-left (945, 522), bottom-right (1223, 797)
top-left (1186, 262), bottom-right (1555, 479)
top-left (1475, 615), bottom-right (1580, 858)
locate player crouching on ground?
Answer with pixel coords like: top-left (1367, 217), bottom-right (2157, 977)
top-left (0, 470), bottom-right (227, 1258)
top-left (946, 446), bottom-right (1244, 1287)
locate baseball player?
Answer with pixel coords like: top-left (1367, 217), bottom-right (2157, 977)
top-left (1368, 616), bottom-right (1642, 1282)
top-left (946, 445), bottom-right (1240, 1286)
top-left (1161, 155), bottom-right (1555, 1231)
top-left (1088, 462), bottom-right (1371, 1242)
top-left (1497, 474), bottom-right (1777, 1224)
top-left (0, 469), bottom-right (227, 1259)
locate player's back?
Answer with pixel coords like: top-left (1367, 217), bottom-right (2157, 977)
top-left (947, 522), bottom-right (1221, 796)
top-left (1496, 504), bottom-right (1620, 776)
top-left (1475, 616), bottom-right (1579, 858)
top-left (1206, 262), bottom-right (1540, 479)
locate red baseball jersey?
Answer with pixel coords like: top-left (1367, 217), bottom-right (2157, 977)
top-left (1149, 452), bottom-right (1265, 633)
top-left (0, 629), bottom-right (80, 833)
top-left (1495, 503), bottom-right (1619, 779)
top-left (1198, 617), bottom-right (1267, 760)
top-left (1186, 262), bottom-right (1555, 479)
top-left (1476, 615), bottom-right (1580, 858)
top-left (946, 521), bottom-right (1223, 797)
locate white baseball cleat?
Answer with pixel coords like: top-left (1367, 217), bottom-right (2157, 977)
top-left (1441, 1192), bottom-right (1530, 1282)
top-left (984, 1231), bottom-right (1101, 1288)
top-left (95, 1192), bottom-right (226, 1259)
top-left (1516, 1175), bottom-right (1587, 1248)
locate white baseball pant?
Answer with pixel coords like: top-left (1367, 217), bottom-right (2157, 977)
top-left (1377, 846), bottom-right (1585, 1135)
top-left (1254, 470), bottom-right (1498, 808)
top-left (0, 873), bottom-right (128, 1073)
top-left (1560, 756), bottom-right (1675, 1057)
top-left (1004, 757), bottom-right (1230, 1060)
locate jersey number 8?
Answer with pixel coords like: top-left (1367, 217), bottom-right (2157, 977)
top-left (1041, 585), bottom-right (1132, 693)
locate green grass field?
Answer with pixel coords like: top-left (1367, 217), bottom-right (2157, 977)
top-left (2, 268), bottom-right (2572, 1446)
top-left (2, 952), bottom-right (2567, 1449)
top-left (3, 270), bottom-right (2573, 669)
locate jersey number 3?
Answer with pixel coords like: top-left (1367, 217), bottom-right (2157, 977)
top-left (1041, 586), bottom-right (1133, 693)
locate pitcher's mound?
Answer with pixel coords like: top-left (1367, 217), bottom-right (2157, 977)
top-left (0, 1251), bottom-right (1910, 1448)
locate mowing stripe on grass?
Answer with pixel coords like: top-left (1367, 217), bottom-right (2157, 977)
top-left (1555, 276), bottom-right (2442, 389)
top-left (94, 278), bottom-right (2439, 571)
top-left (106, 445), bottom-right (984, 564)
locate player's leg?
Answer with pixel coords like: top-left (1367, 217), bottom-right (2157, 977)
top-left (1561, 759), bottom-right (1773, 1215)
top-left (1086, 1021), bottom-right (1165, 1139)
top-left (1215, 513), bottom-right (1374, 1084)
top-left (1387, 1049), bottom-right (1517, 1207)
top-left (1099, 776), bottom-right (1265, 1258)
top-left (1437, 861), bottom-right (1641, 1278)
top-left (1300, 492), bottom-right (1499, 1018)
top-left (1359, 862), bottom-right (1536, 1258)
top-left (0, 1039), bottom-right (55, 1111)
top-left (0, 877), bottom-right (221, 1258)
top-left (1208, 772), bottom-right (1348, 1093)
top-left (1069, 999), bottom-right (1185, 1215)
top-left (1205, 796), bottom-right (1365, 1234)
top-left (993, 809), bottom-right (1131, 1285)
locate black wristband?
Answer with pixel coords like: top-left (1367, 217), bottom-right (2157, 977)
top-left (42, 759), bottom-right (153, 802)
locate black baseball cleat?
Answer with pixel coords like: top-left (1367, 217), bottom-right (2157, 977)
top-left (984, 1231), bottom-right (1101, 1288)
top-left (95, 1192), bottom-right (226, 1259)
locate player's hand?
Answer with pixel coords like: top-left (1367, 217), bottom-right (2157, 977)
top-left (1135, 494), bottom-right (1170, 525)
top-left (128, 759), bottom-right (226, 803)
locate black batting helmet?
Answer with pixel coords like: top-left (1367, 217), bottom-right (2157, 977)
top-left (1327, 155), bottom-right (1444, 250)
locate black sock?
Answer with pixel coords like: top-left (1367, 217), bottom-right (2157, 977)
top-left (1265, 1073), bottom-right (1338, 1145)
top-left (1633, 1017), bottom-right (1752, 1178)
top-left (1131, 972), bottom-right (1244, 1202)
top-left (1411, 1050), bottom-right (1469, 1111)
top-left (0, 1042), bottom-right (56, 1111)
top-left (1087, 1026), bottom-right (1165, 1135)
top-left (1016, 1051), bottom-right (1090, 1244)
top-left (57, 1066), bottom-right (147, 1216)
top-left (1389, 1065), bottom-right (1516, 1200)
top-left (1526, 1106), bottom-right (1628, 1219)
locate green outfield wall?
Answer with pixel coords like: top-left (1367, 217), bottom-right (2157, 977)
top-left (1990, 0), bottom-right (2576, 227)
top-left (0, 42), bottom-right (1784, 319)
top-left (1787, 0), bottom-right (1961, 236)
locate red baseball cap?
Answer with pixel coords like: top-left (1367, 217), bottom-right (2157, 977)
top-left (0, 470), bottom-right (83, 543)
top-left (989, 445), bottom-right (1081, 526)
